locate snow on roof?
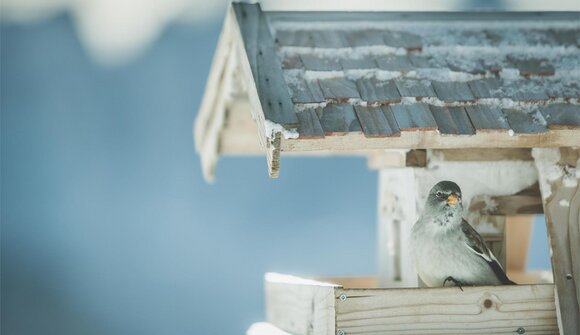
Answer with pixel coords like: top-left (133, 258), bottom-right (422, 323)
top-left (195, 3), bottom-right (580, 179)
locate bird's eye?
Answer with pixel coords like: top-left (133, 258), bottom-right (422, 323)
top-left (435, 191), bottom-right (444, 198)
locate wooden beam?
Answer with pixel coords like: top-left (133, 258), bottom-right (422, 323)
top-left (265, 273), bottom-right (337, 335)
top-left (378, 169), bottom-right (420, 288)
top-left (533, 147), bottom-right (580, 335)
top-left (231, 3), bottom-right (286, 177)
top-left (281, 129), bottom-right (580, 153)
top-left (433, 148), bottom-right (533, 161)
top-left (469, 183), bottom-right (543, 215)
top-left (194, 9), bottom-right (235, 152)
top-left (336, 284), bottom-right (557, 334)
top-left (506, 215), bottom-right (534, 273)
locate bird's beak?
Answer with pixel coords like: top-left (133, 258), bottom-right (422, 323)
top-left (447, 193), bottom-right (460, 205)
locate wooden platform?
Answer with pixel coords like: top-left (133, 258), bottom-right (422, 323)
top-left (263, 273), bottom-right (557, 335)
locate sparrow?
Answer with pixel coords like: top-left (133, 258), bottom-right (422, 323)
top-left (410, 181), bottom-right (515, 288)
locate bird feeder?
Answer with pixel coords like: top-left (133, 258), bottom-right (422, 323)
top-left (194, 2), bottom-right (580, 334)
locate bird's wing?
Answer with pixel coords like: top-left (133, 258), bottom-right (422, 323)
top-left (461, 220), bottom-right (516, 285)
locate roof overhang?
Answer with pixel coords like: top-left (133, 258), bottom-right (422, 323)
top-left (194, 3), bottom-right (580, 180)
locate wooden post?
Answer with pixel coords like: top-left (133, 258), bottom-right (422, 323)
top-left (505, 215), bottom-right (534, 273)
top-left (533, 148), bottom-right (580, 335)
top-left (378, 167), bottom-right (420, 288)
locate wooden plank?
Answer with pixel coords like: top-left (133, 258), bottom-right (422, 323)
top-left (354, 106), bottom-right (400, 137)
top-left (447, 58), bottom-right (486, 74)
top-left (265, 273), bottom-right (337, 335)
top-left (540, 104), bottom-right (580, 129)
top-left (504, 108), bottom-right (548, 134)
top-left (275, 30), bottom-right (313, 47)
top-left (318, 78), bottom-right (360, 102)
top-left (506, 215), bottom-right (534, 272)
top-left (508, 56), bottom-right (556, 77)
top-left (432, 81), bottom-right (475, 102)
top-left (335, 284), bottom-right (557, 335)
top-left (395, 79), bottom-right (437, 98)
top-left (195, 10), bottom-right (244, 182)
top-left (367, 150), bottom-right (427, 169)
top-left (280, 129), bottom-right (580, 153)
top-left (287, 77), bottom-right (325, 103)
top-left (383, 30), bottom-right (422, 50)
top-left (339, 55), bottom-right (377, 70)
top-left (430, 106), bottom-right (475, 135)
top-left (309, 30), bottom-right (349, 48)
top-left (297, 109), bottom-right (324, 138)
top-left (549, 28), bottom-right (580, 46)
top-left (300, 54), bottom-right (342, 71)
top-left (434, 148), bottom-right (533, 161)
top-left (464, 105), bottom-right (510, 132)
top-left (194, 9), bottom-right (235, 152)
top-left (376, 55), bottom-right (414, 72)
top-left (382, 106), bottom-right (401, 136)
top-left (345, 29), bottom-right (384, 47)
top-left (316, 104), bottom-right (361, 134)
top-left (533, 148), bottom-right (580, 335)
top-left (467, 78), bottom-right (501, 98)
top-left (408, 54), bottom-right (432, 68)
top-left (378, 169), bottom-right (420, 287)
top-left (356, 78), bottom-right (400, 103)
top-left (281, 54), bottom-right (304, 69)
top-left (233, 3), bottom-right (299, 126)
top-left (546, 81), bottom-right (580, 99)
top-left (469, 183), bottom-right (543, 215)
top-left (389, 104), bottom-right (437, 131)
top-left (499, 80), bottom-right (549, 101)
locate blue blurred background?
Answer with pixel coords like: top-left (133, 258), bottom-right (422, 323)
top-left (1, 1), bottom-right (557, 334)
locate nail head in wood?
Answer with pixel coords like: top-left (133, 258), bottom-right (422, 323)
top-left (516, 327), bottom-right (526, 334)
top-left (483, 299), bottom-right (493, 309)
top-left (337, 329), bottom-right (345, 335)
top-left (339, 294), bottom-right (347, 301)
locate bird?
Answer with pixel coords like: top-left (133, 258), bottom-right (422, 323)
top-left (410, 180), bottom-right (515, 288)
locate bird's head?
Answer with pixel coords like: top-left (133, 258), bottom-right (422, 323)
top-left (425, 180), bottom-right (463, 226)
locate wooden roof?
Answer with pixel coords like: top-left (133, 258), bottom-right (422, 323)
top-left (195, 3), bottom-right (580, 179)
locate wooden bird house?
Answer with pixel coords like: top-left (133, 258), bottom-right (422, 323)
top-left (195, 2), bottom-right (580, 334)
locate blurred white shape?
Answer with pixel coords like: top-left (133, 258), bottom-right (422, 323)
top-left (1, 0), bottom-right (226, 65)
top-left (247, 322), bottom-right (292, 335)
top-left (2, 0), bottom-right (578, 65)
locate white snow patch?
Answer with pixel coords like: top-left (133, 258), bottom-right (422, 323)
top-left (559, 199), bottom-right (570, 207)
top-left (264, 120), bottom-right (299, 140)
top-left (294, 101), bottom-right (328, 112)
top-left (532, 148), bottom-right (562, 200)
top-left (500, 68), bottom-right (521, 81)
top-left (265, 272), bottom-right (338, 287)
top-left (302, 70), bottom-right (342, 81)
top-left (279, 45), bottom-right (406, 58)
top-left (508, 129), bottom-right (515, 136)
top-left (374, 70), bottom-right (403, 81)
top-left (247, 322), bottom-right (291, 335)
top-left (409, 68), bottom-right (484, 82)
top-left (418, 151), bottom-right (538, 213)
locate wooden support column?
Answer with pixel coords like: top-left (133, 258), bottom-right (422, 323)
top-left (533, 148), bottom-right (580, 335)
top-left (378, 167), bottom-right (420, 288)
